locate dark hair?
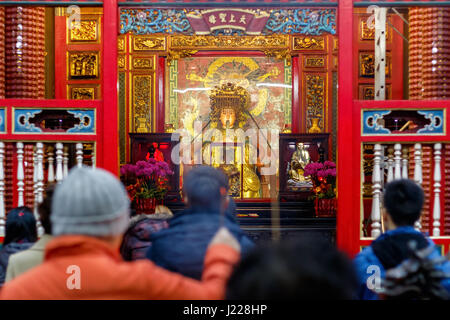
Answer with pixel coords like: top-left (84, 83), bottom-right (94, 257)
top-left (226, 239), bottom-right (358, 300)
top-left (38, 184), bottom-right (55, 235)
top-left (383, 179), bottom-right (424, 226)
top-left (3, 206), bottom-right (38, 245)
top-left (183, 166), bottom-right (228, 212)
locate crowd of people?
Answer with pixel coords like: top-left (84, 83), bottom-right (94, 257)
top-left (0, 165), bottom-right (448, 300)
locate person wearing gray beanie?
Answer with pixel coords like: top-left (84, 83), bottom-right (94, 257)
top-left (0, 165), bottom-right (241, 300)
top-left (51, 166), bottom-right (130, 237)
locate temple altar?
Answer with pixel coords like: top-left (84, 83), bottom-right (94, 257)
top-left (114, 5), bottom-right (339, 243)
top-left (1, 0), bottom-right (449, 255)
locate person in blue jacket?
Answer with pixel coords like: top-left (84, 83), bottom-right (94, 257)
top-left (354, 179), bottom-right (450, 299)
top-left (146, 166), bottom-right (254, 280)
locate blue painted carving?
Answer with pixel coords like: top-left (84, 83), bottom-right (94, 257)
top-left (363, 109), bottom-right (445, 135)
top-left (67, 110), bottom-right (95, 134)
top-left (263, 9), bottom-right (336, 35)
top-left (120, 9), bottom-right (193, 35)
top-left (363, 110), bottom-right (392, 135)
top-left (15, 109), bottom-right (43, 133)
top-left (417, 110), bottom-right (444, 134)
top-left (120, 8), bottom-right (336, 36)
top-left (0, 109), bottom-right (5, 133)
top-left (14, 109), bottom-right (95, 134)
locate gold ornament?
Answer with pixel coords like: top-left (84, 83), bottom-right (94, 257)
top-left (292, 36), bottom-right (325, 51)
top-left (69, 52), bottom-right (99, 79)
top-left (69, 20), bottom-right (98, 42)
top-left (71, 87), bottom-right (95, 100)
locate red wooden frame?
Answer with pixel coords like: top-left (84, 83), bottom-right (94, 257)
top-left (351, 100), bottom-right (450, 255)
top-left (352, 9), bottom-right (404, 100)
top-left (0, 3), bottom-right (118, 174)
top-left (156, 56), bottom-right (165, 133)
top-left (54, 11), bottom-right (104, 101)
top-left (338, 0), bottom-right (450, 257)
top-left (0, 99), bottom-right (99, 142)
top-left (0, 98), bottom-right (101, 209)
top-left (6, 0), bottom-right (450, 255)
top-left (337, 0), bottom-right (357, 255)
top-left (292, 56), bottom-right (300, 133)
top-left (102, 0), bottom-right (119, 174)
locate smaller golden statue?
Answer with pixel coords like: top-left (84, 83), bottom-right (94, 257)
top-left (287, 142), bottom-right (313, 189)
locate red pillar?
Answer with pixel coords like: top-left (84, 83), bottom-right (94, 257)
top-left (337, 0), bottom-right (358, 256)
top-left (5, 7), bottom-right (45, 99)
top-left (102, 0), bottom-right (119, 174)
top-left (0, 7), bottom-right (4, 99)
top-left (156, 56), bottom-right (165, 133)
top-left (291, 56), bottom-right (299, 133)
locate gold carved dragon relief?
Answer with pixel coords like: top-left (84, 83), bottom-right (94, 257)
top-left (69, 52), bottom-right (99, 79)
top-left (132, 75), bottom-right (152, 133)
top-left (133, 36), bottom-right (166, 51)
top-left (305, 74), bottom-right (325, 132)
top-left (292, 36), bottom-right (325, 51)
top-left (69, 19), bottom-right (98, 42)
top-left (169, 35), bottom-right (289, 50)
top-left (71, 87), bottom-right (95, 100)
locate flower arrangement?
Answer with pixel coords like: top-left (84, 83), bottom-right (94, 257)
top-left (120, 159), bottom-right (174, 205)
top-left (304, 161), bottom-right (337, 199)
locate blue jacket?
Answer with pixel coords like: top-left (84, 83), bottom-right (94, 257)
top-left (146, 206), bottom-right (254, 280)
top-left (354, 226), bottom-right (450, 300)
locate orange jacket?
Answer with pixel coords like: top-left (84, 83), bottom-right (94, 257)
top-left (0, 235), bottom-right (239, 300)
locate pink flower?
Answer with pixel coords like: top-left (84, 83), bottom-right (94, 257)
top-left (317, 170), bottom-right (327, 178)
top-left (324, 168), bottom-right (336, 177)
top-left (121, 159), bottom-right (173, 179)
top-left (324, 161), bottom-right (336, 168)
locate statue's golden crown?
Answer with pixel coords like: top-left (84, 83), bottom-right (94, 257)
top-left (209, 82), bottom-right (249, 126)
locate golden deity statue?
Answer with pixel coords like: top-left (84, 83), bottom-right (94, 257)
top-left (287, 142), bottom-right (313, 189)
top-left (203, 83), bottom-right (261, 198)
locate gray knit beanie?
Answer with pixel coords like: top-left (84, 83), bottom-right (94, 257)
top-left (51, 166), bottom-right (130, 237)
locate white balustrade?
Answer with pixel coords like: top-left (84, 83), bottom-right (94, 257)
top-left (35, 142), bottom-right (44, 236)
top-left (0, 142), bottom-right (5, 236)
top-left (371, 144), bottom-right (383, 238)
top-left (55, 143), bottom-right (64, 183)
top-left (63, 146), bottom-right (69, 178)
top-left (402, 146), bottom-right (409, 179)
top-left (0, 142), bottom-right (93, 217)
top-left (387, 146), bottom-right (394, 183)
top-left (394, 143), bottom-right (402, 180)
top-left (76, 143), bottom-right (83, 168)
top-left (16, 142), bottom-right (25, 207)
top-left (432, 143), bottom-right (442, 237)
top-left (413, 143), bottom-right (423, 231)
top-left (33, 148), bottom-right (38, 211)
top-left (413, 143), bottom-right (423, 185)
top-left (47, 147), bottom-right (55, 183)
top-left (92, 146), bottom-right (96, 168)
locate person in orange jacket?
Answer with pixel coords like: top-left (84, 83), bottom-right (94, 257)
top-left (0, 166), bottom-right (240, 300)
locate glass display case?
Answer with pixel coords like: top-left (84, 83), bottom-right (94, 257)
top-left (279, 133), bottom-right (330, 201)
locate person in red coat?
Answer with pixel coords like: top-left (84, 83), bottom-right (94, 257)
top-left (0, 167), bottom-right (240, 300)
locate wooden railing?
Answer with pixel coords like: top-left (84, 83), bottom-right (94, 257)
top-left (368, 142), bottom-right (446, 238)
top-left (0, 141), bottom-right (95, 237)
